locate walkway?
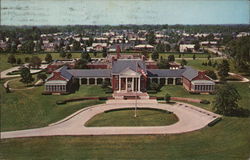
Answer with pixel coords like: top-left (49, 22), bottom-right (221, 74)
top-left (0, 63), bottom-right (47, 79)
top-left (1, 101), bottom-right (221, 139)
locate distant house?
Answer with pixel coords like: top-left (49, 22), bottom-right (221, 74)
top-left (182, 67), bottom-right (215, 93)
top-left (179, 44), bottom-right (195, 53)
top-left (92, 43), bottom-right (108, 52)
top-left (134, 44), bottom-right (154, 51)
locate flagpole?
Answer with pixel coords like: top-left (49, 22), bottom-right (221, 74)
top-left (135, 61), bottom-right (138, 118)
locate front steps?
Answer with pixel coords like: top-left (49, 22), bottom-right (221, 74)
top-left (106, 99), bottom-right (158, 104)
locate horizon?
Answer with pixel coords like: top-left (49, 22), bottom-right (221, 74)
top-left (1, 0), bottom-right (249, 26)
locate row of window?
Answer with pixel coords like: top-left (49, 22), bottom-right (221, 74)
top-left (46, 85), bottom-right (66, 92)
top-left (194, 85), bottom-right (214, 91)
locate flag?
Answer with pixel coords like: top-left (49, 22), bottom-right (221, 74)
top-left (137, 63), bottom-right (147, 78)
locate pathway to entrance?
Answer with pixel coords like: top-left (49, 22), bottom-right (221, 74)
top-left (1, 101), bottom-right (221, 139)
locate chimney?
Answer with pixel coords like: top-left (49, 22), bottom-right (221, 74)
top-left (116, 45), bottom-right (121, 59)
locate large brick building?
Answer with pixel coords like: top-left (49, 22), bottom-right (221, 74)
top-left (44, 57), bottom-right (215, 94)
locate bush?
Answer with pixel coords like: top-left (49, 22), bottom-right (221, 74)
top-left (147, 90), bottom-right (157, 94)
top-left (42, 92), bottom-right (52, 95)
top-left (208, 117), bottom-right (222, 127)
top-left (99, 97), bottom-right (108, 100)
top-left (105, 88), bottom-right (113, 93)
top-left (156, 97), bottom-right (164, 100)
top-left (150, 82), bottom-right (160, 91)
top-left (165, 93), bottom-right (171, 103)
top-left (56, 100), bottom-right (66, 105)
top-left (200, 99), bottom-right (210, 104)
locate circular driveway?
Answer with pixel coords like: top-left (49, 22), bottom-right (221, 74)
top-left (1, 102), bottom-right (221, 139)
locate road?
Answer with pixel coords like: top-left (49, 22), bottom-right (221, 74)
top-left (1, 101), bottom-right (221, 139)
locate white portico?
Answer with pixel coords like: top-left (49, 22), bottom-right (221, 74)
top-left (117, 68), bottom-right (142, 92)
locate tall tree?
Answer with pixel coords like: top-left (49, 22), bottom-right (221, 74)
top-left (20, 67), bottom-right (34, 86)
top-left (7, 55), bottom-right (16, 65)
top-left (74, 59), bottom-right (88, 69)
top-left (30, 56), bottom-right (41, 69)
top-left (45, 53), bottom-right (53, 63)
top-left (218, 59), bottom-right (230, 81)
top-left (168, 55), bottom-right (175, 62)
top-left (59, 50), bottom-right (66, 58)
top-left (66, 53), bottom-right (72, 59)
top-left (151, 51), bottom-right (159, 61)
top-left (146, 31), bottom-right (156, 45)
top-left (213, 84), bottom-right (241, 116)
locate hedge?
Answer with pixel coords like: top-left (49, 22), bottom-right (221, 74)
top-left (208, 117), bottom-right (222, 127)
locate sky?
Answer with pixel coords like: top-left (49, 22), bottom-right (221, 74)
top-left (1, 0), bottom-right (249, 25)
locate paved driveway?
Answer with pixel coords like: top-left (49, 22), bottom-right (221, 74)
top-left (0, 102), bottom-right (221, 139)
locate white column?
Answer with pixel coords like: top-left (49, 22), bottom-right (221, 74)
top-left (119, 77), bottom-right (121, 92)
top-left (87, 78), bottom-right (89, 85)
top-left (173, 78), bottom-right (176, 85)
top-left (132, 77), bottom-right (134, 92)
top-left (95, 78), bottom-right (97, 85)
top-left (165, 78), bottom-right (168, 85)
top-left (125, 77), bottom-right (128, 92)
top-left (79, 78), bottom-right (81, 85)
top-left (138, 77), bottom-right (141, 92)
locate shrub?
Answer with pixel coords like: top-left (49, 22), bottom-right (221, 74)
top-left (200, 99), bottom-right (210, 104)
top-left (56, 100), bottom-right (66, 105)
top-left (165, 93), bottom-right (171, 103)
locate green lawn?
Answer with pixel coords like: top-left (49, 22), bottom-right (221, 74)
top-left (85, 109), bottom-right (178, 127)
top-left (150, 82), bottom-right (250, 111)
top-left (158, 52), bottom-right (217, 59)
top-left (8, 78), bottom-right (36, 89)
top-left (0, 82), bottom-right (249, 159)
top-left (1, 116), bottom-right (249, 160)
top-left (176, 59), bottom-right (222, 71)
top-left (0, 84), bottom-right (110, 131)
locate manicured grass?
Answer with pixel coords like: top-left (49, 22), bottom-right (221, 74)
top-left (0, 84), bottom-right (110, 131)
top-left (85, 108), bottom-right (178, 127)
top-left (158, 52), bottom-right (217, 59)
top-left (8, 78), bottom-right (36, 89)
top-left (176, 59), bottom-right (222, 71)
top-left (1, 115), bottom-right (250, 160)
top-left (150, 82), bottom-right (250, 111)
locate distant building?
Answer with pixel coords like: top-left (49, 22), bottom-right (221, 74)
top-left (179, 44), bottom-right (195, 53)
top-left (182, 67), bottom-right (215, 93)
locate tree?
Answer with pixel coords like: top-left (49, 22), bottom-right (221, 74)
top-left (168, 55), bottom-right (175, 62)
top-left (59, 50), bottom-right (66, 58)
top-left (81, 52), bottom-right (91, 62)
top-left (75, 59), bottom-right (88, 69)
top-left (30, 56), bottom-right (41, 69)
top-left (102, 48), bottom-right (108, 58)
top-left (24, 57), bottom-right (30, 63)
top-left (218, 59), bottom-right (230, 81)
top-left (165, 93), bottom-right (171, 103)
top-left (151, 51), bottom-right (159, 61)
top-left (150, 82), bottom-right (160, 91)
top-left (157, 59), bottom-right (170, 69)
top-left (205, 70), bottom-right (217, 80)
top-left (208, 60), bottom-right (212, 66)
top-left (72, 40), bottom-right (81, 51)
top-left (16, 58), bottom-right (22, 64)
top-left (37, 73), bottom-right (47, 81)
top-left (146, 31), bottom-right (156, 45)
top-left (45, 53), bottom-right (53, 63)
top-left (180, 59), bottom-right (187, 66)
top-left (194, 42), bottom-right (200, 51)
top-left (20, 67), bottom-right (34, 86)
top-left (192, 54), bottom-right (196, 60)
top-left (227, 36), bottom-right (250, 73)
top-left (66, 53), bottom-right (72, 59)
top-left (213, 84), bottom-right (241, 116)
top-left (7, 55), bottom-right (16, 65)
top-left (207, 55), bottom-right (211, 60)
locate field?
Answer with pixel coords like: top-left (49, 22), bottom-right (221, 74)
top-left (0, 84), bottom-right (110, 131)
top-left (0, 81), bottom-right (249, 159)
top-left (150, 82), bottom-right (250, 111)
top-left (85, 109), bottom-right (178, 127)
top-left (0, 52), bottom-right (217, 72)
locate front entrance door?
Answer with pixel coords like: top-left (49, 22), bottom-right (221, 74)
top-left (127, 81), bottom-right (132, 92)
